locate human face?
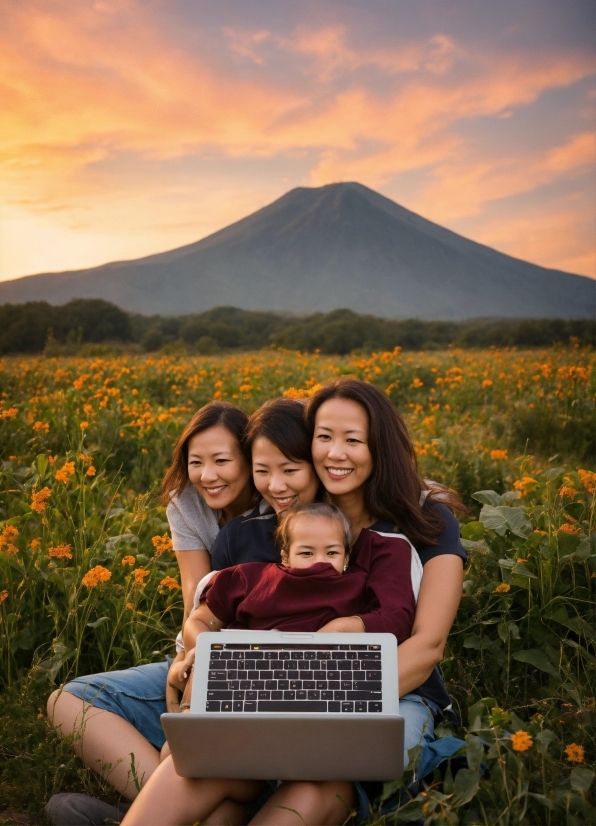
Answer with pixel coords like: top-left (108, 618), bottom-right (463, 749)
top-left (312, 398), bottom-right (373, 497)
top-left (252, 436), bottom-right (320, 513)
top-left (283, 515), bottom-right (347, 574)
top-left (187, 425), bottom-right (251, 512)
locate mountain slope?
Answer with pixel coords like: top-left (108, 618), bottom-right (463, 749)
top-left (0, 182), bottom-right (593, 319)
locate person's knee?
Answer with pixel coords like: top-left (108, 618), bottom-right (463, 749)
top-left (47, 689), bottom-right (60, 721)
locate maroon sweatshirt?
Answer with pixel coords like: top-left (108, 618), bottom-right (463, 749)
top-left (201, 528), bottom-right (416, 643)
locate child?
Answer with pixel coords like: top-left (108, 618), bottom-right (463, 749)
top-left (123, 504), bottom-right (417, 826)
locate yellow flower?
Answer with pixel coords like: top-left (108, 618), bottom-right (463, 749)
top-left (159, 576), bottom-right (180, 590)
top-left (495, 583), bottom-right (511, 593)
top-left (82, 565), bottom-right (112, 587)
top-left (0, 590), bottom-right (8, 603)
top-left (565, 743), bottom-right (585, 764)
top-left (55, 462), bottom-right (76, 483)
top-left (31, 487), bottom-right (51, 512)
top-left (152, 534), bottom-right (173, 556)
top-left (86, 466), bottom-right (96, 477)
top-left (33, 421), bottom-right (50, 433)
top-left (490, 449), bottom-right (508, 460)
top-left (510, 731), bottom-right (533, 752)
top-left (121, 555), bottom-right (136, 566)
top-left (131, 568), bottom-right (150, 586)
top-left (48, 544), bottom-right (73, 560)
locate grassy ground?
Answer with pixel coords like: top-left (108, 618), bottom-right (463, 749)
top-left (0, 345), bottom-right (594, 824)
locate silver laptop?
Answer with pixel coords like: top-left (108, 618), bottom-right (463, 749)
top-left (162, 630), bottom-right (404, 781)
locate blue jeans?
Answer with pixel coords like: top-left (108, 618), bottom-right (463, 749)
top-left (63, 660), bottom-right (170, 750)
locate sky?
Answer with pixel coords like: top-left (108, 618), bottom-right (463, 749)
top-left (0, 0), bottom-right (594, 283)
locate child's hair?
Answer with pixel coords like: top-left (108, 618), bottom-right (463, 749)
top-left (274, 503), bottom-right (352, 558)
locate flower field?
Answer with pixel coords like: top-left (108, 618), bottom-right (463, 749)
top-left (0, 345), bottom-right (594, 824)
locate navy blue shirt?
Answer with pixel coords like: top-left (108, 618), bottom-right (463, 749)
top-left (210, 499), bottom-right (466, 712)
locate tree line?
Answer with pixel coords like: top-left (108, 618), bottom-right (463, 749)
top-left (0, 300), bottom-right (592, 356)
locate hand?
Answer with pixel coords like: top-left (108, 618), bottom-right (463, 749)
top-left (317, 616), bottom-right (365, 633)
top-left (167, 648), bottom-right (196, 692)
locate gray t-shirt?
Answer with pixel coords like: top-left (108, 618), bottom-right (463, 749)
top-left (166, 484), bottom-right (221, 553)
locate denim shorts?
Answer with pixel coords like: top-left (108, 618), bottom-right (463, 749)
top-left (63, 659), bottom-right (171, 750)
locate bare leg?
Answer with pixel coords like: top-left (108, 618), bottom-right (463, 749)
top-left (203, 800), bottom-right (250, 825)
top-left (47, 689), bottom-right (160, 800)
top-left (249, 781), bottom-right (356, 826)
top-left (121, 756), bottom-right (264, 826)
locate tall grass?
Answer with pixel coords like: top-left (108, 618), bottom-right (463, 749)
top-left (0, 345), bottom-right (594, 824)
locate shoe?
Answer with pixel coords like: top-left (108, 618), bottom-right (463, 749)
top-left (45, 793), bottom-right (131, 825)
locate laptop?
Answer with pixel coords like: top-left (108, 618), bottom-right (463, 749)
top-left (162, 630), bottom-right (404, 781)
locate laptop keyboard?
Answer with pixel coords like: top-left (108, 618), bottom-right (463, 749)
top-left (205, 643), bottom-right (383, 713)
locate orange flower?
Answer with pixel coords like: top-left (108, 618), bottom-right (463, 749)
top-left (559, 524), bottom-right (580, 535)
top-left (558, 486), bottom-right (578, 498)
top-left (48, 544), bottom-right (73, 560)
top-left (86, 466), bottom-right (96, 477)
top-left (513, 476), bottom-right (539, 494)
top-left (30, 538), bottom-right (41, 549)
top-left (80, 421), bottom-right (89, 430)
top-left (125, 602), bottom-right (134, 610)
top-left (121, 555), bottom-right (136, 566)
top-left (1, 526), bottom-right (19, 544)
top-left (131, 568), bottom-right (150, 586)
top-left (159, 576), bottom-right (180, 590)
top-left (0, 590), bottom-right (8, 603)
top-left (564, 743), bottom-right (585, 764)
top-left (31, 487), bottom-right (51, 512)
top-left (495, 583), bottom-right (511, 593)
top-left (82, 565), bottom-right (112, 587)
top-left (490, 449), bottom-right (508, 460)
top-left (1, 407), bottom-right (18, 419)
top-left (578, 469), bottom-right (596, 493)
top-left (482, 379), bottom-right (493, 388)
top-left (79, 453), bottom-right (93, 463)
top-left (55, 462), bottom-right (76, 483)
top-left (152, 534), bottom-right (173, 556)
top-left (511, 731), bottom-right (533, 752)
top-left (33, 421), bottom-right (50, 433)
top-left (411, 378), bottom-right (424, 388)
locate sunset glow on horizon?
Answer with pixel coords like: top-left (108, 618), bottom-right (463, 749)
top-left (1, 0), bottom-right (594, 283)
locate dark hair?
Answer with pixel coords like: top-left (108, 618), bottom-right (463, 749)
top-left (161, 402), bottom-right (251, 505)
top-left (245, 398), bottom-right (313, 464)
top-left (304, 378), bottom-right (464, 547)
top-left (274, 503), bottom-right (351, 557)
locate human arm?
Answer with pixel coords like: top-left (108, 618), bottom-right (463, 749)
top-left (396, 553), bottom-right (463, 697)
top-left (181, 603), bottom-right (226, 652)
top-left (175, 549), bottom-right (212, 622)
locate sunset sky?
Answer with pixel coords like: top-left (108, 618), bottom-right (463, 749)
top-left (1, 0), bottom-right (594, 283)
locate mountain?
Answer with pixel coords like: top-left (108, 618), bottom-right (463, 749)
top-left (0, 182), bottom-right (593, 319)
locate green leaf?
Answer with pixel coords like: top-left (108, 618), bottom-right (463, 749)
top-left (453, 767), bottom-right (480, 804)
top-left (465, 734), bottom-right (485, 773)
top-left (512, 649), bottom-right (559, 677)
top-left (473, 490), bottom-right (503, 506)
top-left (535, 729), bottom-right (558, 756)
top-left (467, 698), bottom-right (497, 731)
top-left (35, 453), bottom-right (48, 481)
top-left (504, 507), bottom-right (533, 538)
top-left (543, 466), bottom-right (566, 481)
top-left (111, 646), bottom-right (128, 657)
top-left (87, 616), bottom-right (110, 629)
top-left (461, 521), bottom-right (485, 540)
top-left (479, 505), bottom-right (509, 535)
top-left (562, 683), bottom-right (582, 706)
top-left (569, 767), bottom-right (594, 794)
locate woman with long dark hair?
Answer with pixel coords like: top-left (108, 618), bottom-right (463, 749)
top-left (46, 402), bottom-right (255, 825)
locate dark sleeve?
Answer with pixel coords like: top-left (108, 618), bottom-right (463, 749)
top-left (210, 524), bottom-right (232, 570)
top-left (356, 533), bottom-right (416, 643)
top-left (418, 503), bottom-right (467, 566)
top-left (200, 566), bottom-right (248, 624)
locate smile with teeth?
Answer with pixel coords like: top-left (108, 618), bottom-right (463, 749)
top-left (326, 467), bottom-right (353, 478)
top-left (274, 495), bottom-right (296, 506)
top-left (205, 485), bottom-right (226, 495)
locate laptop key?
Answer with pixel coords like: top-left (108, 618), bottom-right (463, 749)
top-left (244, 702), bottom-right (257, 711)
top-left (240, 681), bottom-right (251, 689)
top-left (208, 681), bottom-right (229, 689)
top-left (366, 671), bottom-right (382, 680)
top-left (265, 680), bottom-right (277, 690)
top-left (290, 681), bottom-right (302, 689)
top-left (258, 691), bottom-right (270, 700)
top-left (233, 701), bottom-right (244, 711)
top-left (369, 702), bottom-right (382, 712)
top-left (304, 652), bottom-right (316, 659)
top-left (347, 691), bottom-right (382, 701)
top-left (355, 681), bottom-right (382, 691)
top-left (208, 690), bottom-right (233, 700)
top-left (307, 690), bottom-right (320, 700)
top-left (316, 681), bottom-right (327, 690)
top-left (367, 661), bottom-right (382, 670)
top-left (233, 691), bottom-right (245, 700)
top-left (283, 691), bottom-right (296, 700)
top-left (355, 702), bottom-right (367, 712)
top-left (334, 691), bottom-right (346, 700)
top-left (246, 691), bottom-right (258, 700)
top-left (271, 691), bottom-right (283, 700)
top-left (273, 671), bottom-right (285, 680)
top-left (314, 671), bottom-right (326, 680)
top-left (209, 671), bottom-right (227, 680)
top-left (252, 681), bottom-right (265, 690)
top-left (328, 701), bottom-right (340, 712)
top-left (321, 690), bottom-right (333, 700)
top-left (342, 702), bottom-right (354, 712)
top-left (338, 662), bottom-right (352, 671)
top-left (278, 680), bottom-right (290, 690)
top-left (299, 671), bottom-right (313, 680)
top-left (238, 672), bottom-right (248, 680)
top-left (327, 671), bottom-right (340, 680)
top-left (316, 651), bottom-right (331, 659)
top-left (279, 652), bottom-right (290, 659)
top-left (206, 701), bottom-right (221, 711)
top-left (258, 701), bottom-right (327, 712)
top-left (287, 670), bottom-right (299, 679)
top-left (296, 690), bottom-right (307, 699)
top-left (328, 681), bottom-right (340, 689)
top-left (341, 681), bottom-right (352, 690)
top-left (221, 702), bottom-right (233, 711)
top-left (248, 671), bottom-right (259, 680)
top-left (304, 681), bottom-right (316, 689)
